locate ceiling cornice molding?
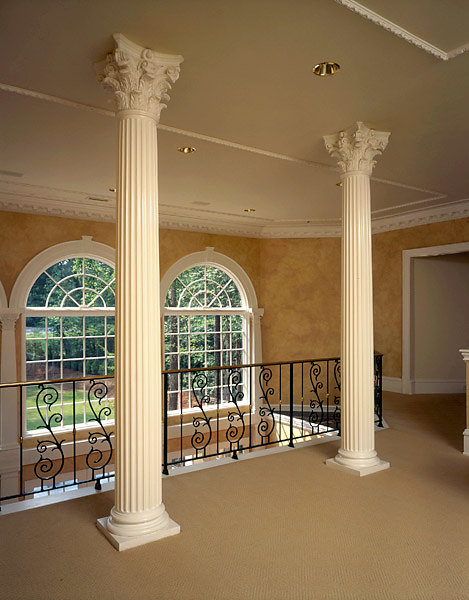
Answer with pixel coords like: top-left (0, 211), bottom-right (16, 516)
top-left (335, 0), bottom-right (469, 60)
top-left (0, 82), bottom-right (448, 201)
top-left (0, 186), bottom-right (467, 239)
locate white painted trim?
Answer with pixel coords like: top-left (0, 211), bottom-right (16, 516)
top-left (463, 429), bottom-right (469, 456)
top-left (460, 349), bottom-right (469, 362)
top-left (411, 379), bottom-right (466, 395)
top-left (382, 376), bottom-right (402, 393)
top-left (335, 0), bottom-right (469, 60)
top-left (402, 242), bottom-right (469, 394)
top-left (9, 237), bottom-right (115, 310)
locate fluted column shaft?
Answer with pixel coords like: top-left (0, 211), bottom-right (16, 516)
top-left (338, 171), bottom-right (377, 465)
top-left (96, 33), bottom-right (182, 549)
top-left (107, 111), bottom-right (167, 535)
top-left (324, 122), bottom-right (390, 476)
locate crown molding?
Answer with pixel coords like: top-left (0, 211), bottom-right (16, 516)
top-left (336, 0), bottom-right (469, 60)
top-left (0, 181), bottom-right (467, 239)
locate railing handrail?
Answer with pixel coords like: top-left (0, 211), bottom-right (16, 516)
top-left (162, 351), bottom-right (383, 375)
top-left (0, 374), bottom-right (114, 389)
top-left (0, 352), bottom-right (384, 387)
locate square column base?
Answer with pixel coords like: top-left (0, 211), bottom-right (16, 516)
top-left (97, 517), bottom-right (180, 551)
top-left (326, 457), bottom-right (390, 477)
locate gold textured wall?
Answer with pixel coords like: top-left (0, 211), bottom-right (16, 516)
top-left (0, 210), bottom-right (468, 380)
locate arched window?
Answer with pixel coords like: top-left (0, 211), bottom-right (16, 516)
top-left (10, 238), bottom-right (116, 432)
top-left (161, 248), bottom-right (263, 413)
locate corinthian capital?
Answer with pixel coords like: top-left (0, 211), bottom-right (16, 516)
top-left (323, 121), bottom-right (390, 176)
top-left (97, 33), bottom-right (183, 120)
top-left (0, 310), bottom-right (20, 332)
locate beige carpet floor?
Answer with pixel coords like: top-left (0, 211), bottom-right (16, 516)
top-left (1, 392), bottom-right (468, 600)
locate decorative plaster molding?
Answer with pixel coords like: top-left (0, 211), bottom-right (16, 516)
top-left (96, 34), bottom-right (183, 119)
top-left (0, 189), bottom-right (468, 239)
top-left (335, 0), bottom-right (469, 60)
top-left (460, 349), bottom-right (469, 362)
top-left (324, 122), bottom-right (390, 176)
top-left (0, 310), bottom-right (20, 332)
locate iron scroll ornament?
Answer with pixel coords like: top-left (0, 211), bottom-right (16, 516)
top-left (333, 359), bottom-right (341, 432)
top-left (190, 371), bottom-right (213, 456)
top-left (85, 380), bottom-right (113, 476)
top-left (34, 385), bottom-right (65, 484)
top-left (258, 366), bottom-right (276, 443)
top-left (308, 361), bottom-right (325, 433)
top-left (226, 368), bottom-right (246, 458)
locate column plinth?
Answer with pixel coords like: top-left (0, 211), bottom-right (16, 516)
top-left (323, 122), bottom-right (390, 477)
top-left (95, 34), bottom-right (183, 550)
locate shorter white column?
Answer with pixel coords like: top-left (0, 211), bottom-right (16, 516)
top-left (0, 310), bottom-right (21, 501)
top-left (460, 349), bottom-right (469, 455)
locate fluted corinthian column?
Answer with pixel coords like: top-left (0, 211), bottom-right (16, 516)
top-left (323, 122), bottom-right (390, 476)
top-left (96, 34), bottom-right (183, 550)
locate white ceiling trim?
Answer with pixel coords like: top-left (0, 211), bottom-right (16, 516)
top-left (0, 82), bottom-right (447, 201)
top-left (0, 184), bottom-right (467, 239)
top-left (336, 0), bottom-right (469, 60)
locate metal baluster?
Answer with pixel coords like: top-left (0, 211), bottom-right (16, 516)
top-left (180, 372), bottom-right (183, 464)
top-left (72, 380), bottom-right (77, 484)
top-left (249, 366), bottom-right (252, 450)
top-left (163, 373), bottom-right (169, 475)
top-left (19, 386), bottom-right (24, 499)
top-left (288, 362), bottom-right (294, 448)
top-left (216, 369), bottom-right (220, 456)
top-left (279, 364), bottom-right (282, 443)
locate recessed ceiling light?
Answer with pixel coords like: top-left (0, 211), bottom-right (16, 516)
top-left (178, 146), bottom-right (196, 154)
top-left (243, 208), bottom-right (256, 213)
top-left (312, 62), bottom-right (340, 76)
top-left (109, 187), bottom-right (116, 193)
top-left (336, 182), bottom-right (343, 187)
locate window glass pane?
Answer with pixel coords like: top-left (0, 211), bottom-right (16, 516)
top-left (221, 315), bottom-right (231, 331)
top-left (189, 315), bottom-right (204, 333)
top-left (63, 360), bottom-right (83, 378)
top-left (48, 361), bottom-right (61, 379)
top-left (47, 286), bottom-right (66, 307)
top-left (47, 316), bottom-right (61, 337)
top-left (26, 316), bottom-right (46, 338)
top-left (106, 316), bottom-right (115, 335)
top-left (63, 338), bottom-right (83, 359)
top-left (85, 359), bottom-right (105, 376)
top-left (85, 316), bottom-right (105, 336)
top-left (63, 317), bottom-right (83, 337)
top-left (178, 315), bottom-right (188, 332)
top-left (190, 334), bottom-right (205, 352)
top-left (26, 361), bottom-right (46, 380)
top-left (47, 259), bottom-right (77, 282)
top-left (86, 337), bottom-right (105, 358)
top-left (107, 358), bottom-right (115, 375)
top-left (232, 315), bottom-right (243, 331)
top-left (27, 272), bottom-right (55, 307)
top-left (48, 339), bottom-right (61, 360)
top-left (26, 339), bottom-right (46, 361)
top-left (107, 337), bottom-right (115, 356)
top-left (189, 353), bottom-right (204, 368)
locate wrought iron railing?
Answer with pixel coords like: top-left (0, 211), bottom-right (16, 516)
top-left (0, 375), bottom-right (115, 505)
top-left (0, 353), bottom-right (383, 505)
top-left (162, 353), bottom-right (383, 473)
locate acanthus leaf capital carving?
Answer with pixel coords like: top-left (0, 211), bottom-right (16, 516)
top-left (323, 121), bottom-right (390, 176)
top-left (0, 310), bottom-right (21, 332)
top-left (96, 33), bottom-right (183, 121)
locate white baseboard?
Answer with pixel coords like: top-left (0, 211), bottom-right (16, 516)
top-left (382, 376), bottom-right (402, 393)
top-left (412, 379), bottom-right (466, 394)
top-left (463, 429), bottom-right (469, 456)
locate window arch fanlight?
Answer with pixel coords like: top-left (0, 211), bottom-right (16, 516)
top-left (10, 237), bottom-right (115, 432)
top-left (160, 247), bottom-right (263, 412)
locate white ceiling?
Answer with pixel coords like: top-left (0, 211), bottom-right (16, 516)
top-left (0, 0), bottom-right (468, 237)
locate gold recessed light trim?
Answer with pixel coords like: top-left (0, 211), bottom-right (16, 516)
top-left (178, 146), bottom-right (196, 154)
top-left (243, 208), bottom-right (256, 213)
top-left (313, 62), bottom-right (340, 76)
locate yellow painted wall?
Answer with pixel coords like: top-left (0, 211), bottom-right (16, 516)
top-left (0, 210), bottom-right (468, 379)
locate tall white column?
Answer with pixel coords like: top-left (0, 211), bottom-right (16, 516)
top-left (96, 34), bottom-right (183, 550)
top-left (324, 122), bottom-right (390, 476)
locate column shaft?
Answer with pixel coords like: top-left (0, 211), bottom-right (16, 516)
top-left (338, 172), bottom-right (377, 465)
